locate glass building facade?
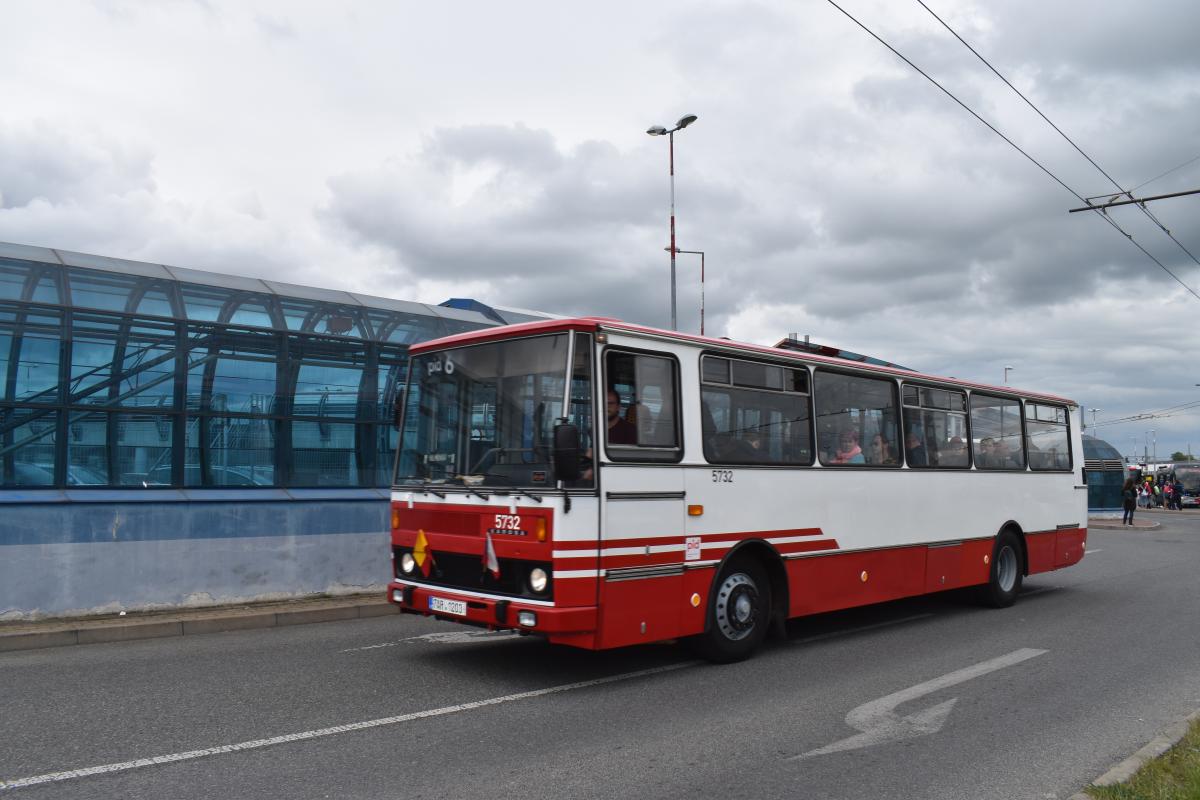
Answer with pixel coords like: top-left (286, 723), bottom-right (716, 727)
top-left (0, 242), bottom-right (542, 490)
top-left (1082, 434), bottom-right (1129, 511)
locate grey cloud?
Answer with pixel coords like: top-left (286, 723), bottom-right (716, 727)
top-left (427, 124), bottom-right (563, 173)
top-left (0, 124), bottom-right (154, 208)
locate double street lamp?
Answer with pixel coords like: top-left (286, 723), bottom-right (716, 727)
top-left (647, 113), bottom-right (698, 331)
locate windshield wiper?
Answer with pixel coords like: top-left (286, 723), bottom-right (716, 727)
top-left (493, 489), bottom-right (544, 504)
top-left (465, 487), bottom-right (490, 502)
top-left (411, 478), bottom-right (446, 499)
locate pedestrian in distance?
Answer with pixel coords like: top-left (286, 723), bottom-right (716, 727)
top-left (1121, 478), bottom-right (1137, 526)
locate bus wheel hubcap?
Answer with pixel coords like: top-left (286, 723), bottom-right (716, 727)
top-left (997, 545), bottom-right (1017, 593)
top-left (715, 573), bottom-right (758, 641)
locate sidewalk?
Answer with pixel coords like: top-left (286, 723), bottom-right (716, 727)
top-left (1088, 516), bottom-right (1161, 531)
top-left (0, 592), bottom-right (396, 654)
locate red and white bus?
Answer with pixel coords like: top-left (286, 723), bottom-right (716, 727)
top-left (387, 318), bottom-right (1086, 661)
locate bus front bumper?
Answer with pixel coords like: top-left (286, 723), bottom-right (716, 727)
top-left (388, 580), bottom-right (597, 634)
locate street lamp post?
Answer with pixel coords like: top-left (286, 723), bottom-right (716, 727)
top-left (1004, 365), bottom-right (1014, 384)
top-left (1087, 408), bottom-right (1100, 431)
top-left (664, 247), bottom-right (705, 335)
top-left (647, 114), bottom-right (698, 331)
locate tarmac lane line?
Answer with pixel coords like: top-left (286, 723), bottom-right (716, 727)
top-left (0, 661), bottom-right (699, 793)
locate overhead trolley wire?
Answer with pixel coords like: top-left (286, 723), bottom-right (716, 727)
top-left (1091, 398), bottom-right (1200, 428)
top-left (821, 0), bottom-right (1200, 302)
top-left (913, 0), bottom-right (1200, 293)
top-left (1132, 153), bottom-right (1200, 193)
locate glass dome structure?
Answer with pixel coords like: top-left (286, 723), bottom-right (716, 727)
top-left (0, 241), bottom-right (543, 490)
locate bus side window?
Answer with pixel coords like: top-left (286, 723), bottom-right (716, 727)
top-left (970, 394), bottom-right (1027, 470)
top-left (604, 349), bottom-right (681, 462)
top-left (1025, 403), bottom-right (1071, 471)
top-left (700, 355), bottom-right (812, 467)
top-left (813, 370), bottom-right (899, 468)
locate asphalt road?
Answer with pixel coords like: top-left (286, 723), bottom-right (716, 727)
top-left (3, 517), bottom-right (1199, 800)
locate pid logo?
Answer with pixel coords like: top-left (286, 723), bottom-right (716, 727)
top-left (426, 357), bottom-right (456, 376)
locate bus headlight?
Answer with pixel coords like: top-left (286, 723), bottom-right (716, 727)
top-left (399, 552), bottom-right (416, 575)
top-left (528, 567), bottom-right (549, 594)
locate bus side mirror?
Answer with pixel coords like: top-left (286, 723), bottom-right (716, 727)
top-left (553, 422), bottom-right (581, 482)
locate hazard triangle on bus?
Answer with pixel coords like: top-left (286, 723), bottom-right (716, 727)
top-left (413, 529), bottom-right (434, 577)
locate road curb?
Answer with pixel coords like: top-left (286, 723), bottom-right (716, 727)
top-left (0, 600), bottom-right (398, 654)
top-left (1087, 520), bottom-right (1160, 530)
top-left (1070, 708), bottom-right (1200, 799)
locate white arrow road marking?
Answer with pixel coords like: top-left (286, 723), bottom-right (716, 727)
top-left (793, 647), bottom-right (1048, 759)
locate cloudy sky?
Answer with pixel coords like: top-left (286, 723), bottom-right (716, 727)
top-left (2, 0), bottom-right (1199, 460)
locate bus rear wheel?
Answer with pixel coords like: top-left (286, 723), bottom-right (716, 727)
top-left (979, 530), bottom-right (1023, 608)
top-left (695, 557), bottom-right (771, 663)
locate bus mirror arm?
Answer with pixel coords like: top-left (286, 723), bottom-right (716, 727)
top-left (553, 421), bottom-right (582, 483)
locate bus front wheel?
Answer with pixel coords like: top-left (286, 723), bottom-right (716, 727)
top-left (695, 557), bottom-right (771, 663)
top-left (979, 530), bottom-right (1023, 608)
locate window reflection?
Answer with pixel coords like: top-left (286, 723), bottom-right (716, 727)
top-left (68, 269), bottom-right (138, 312)
top-left (2, 408), bottom-right (58, 486)
top-left (15, 332), bottom-right (61, 403)
top-left (67, 412), bottom-right (108, 485)
top-left (292, 420), bottom-right (362, 486)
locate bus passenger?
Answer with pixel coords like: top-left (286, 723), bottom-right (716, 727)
top-left (606, 389), bottom-right (637, 445)
top-left (977, 437), bottom-right (996, 468)
top-left (868, 433), bottom-right (895, 465)
top-left (831, 430), bottom-right (864, 464)
top-left (945, 436), bottom-right (968, 466)
top-left (905, 430), bottom-right (928, 467)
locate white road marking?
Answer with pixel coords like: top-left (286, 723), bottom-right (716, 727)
top-left (1085, 549), bottom-right (1103, 554)
top-left (340, 630), bottom-right (519, 652)
top-left (794, 613), bottom-right (934, 645)
top-left (794, 647), bottom-right (1048, 759)
top-left (0, 661), bottom-right (698, 792)
top-left (1022, 586), bottom-right (1061, 597)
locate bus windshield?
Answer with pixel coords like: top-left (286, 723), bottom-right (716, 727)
top-left (395, 333), bottom-right (593, 489)
top-left (1175, 466), bottom-right (1200, 494)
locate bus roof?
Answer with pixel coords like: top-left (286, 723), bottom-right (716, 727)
top-left (408, 317), bottom-right (1078, 406)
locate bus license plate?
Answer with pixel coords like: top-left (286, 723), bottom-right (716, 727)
top-left (429, 597), bottom-right (467, 616)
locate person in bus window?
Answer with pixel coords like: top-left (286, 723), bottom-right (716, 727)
top-left (831, 429), bottom-right (864, 464)
top-left (946, 436), bottom-right (968, 466)
top-left (606, 389), bottom-right (637, 445)
top-left (868, 433), bottom-right (895, 465)
top-left (905, 429), bottom-right (928, 467)
top-left (976, 437), bottom-right (996, 468)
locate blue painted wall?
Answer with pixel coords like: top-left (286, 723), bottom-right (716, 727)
top-left (0, 491), bottom-right (392, 620)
